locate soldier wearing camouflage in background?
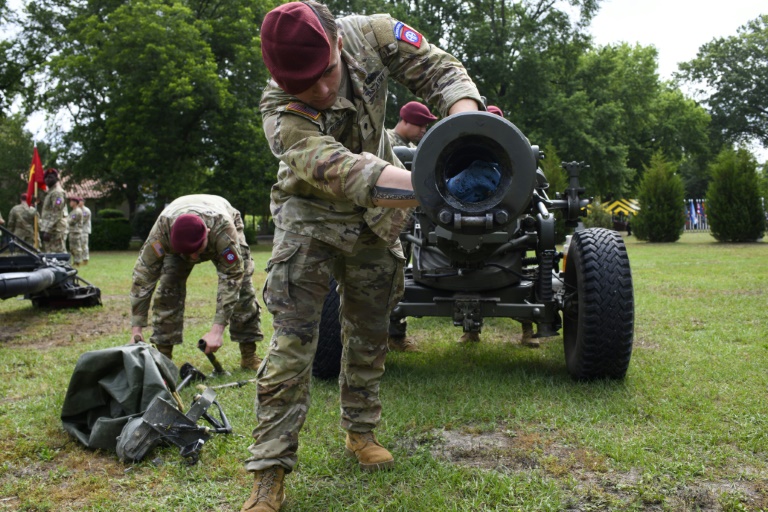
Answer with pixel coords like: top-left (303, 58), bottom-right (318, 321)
top-left (39, 169), bottom-right (68, 253)
top-left (241, 3), bottom-right (483, 510)
top-left (67, 197), bottom-right (85, 266)
top-left (386, 101), bottom-right (438, 149)
top-left (7, 193), bottom-right (40, 247)
top-left (79, 198), bottom-right (92, 265)
top-left (129, 194), bottom-right (263, 371)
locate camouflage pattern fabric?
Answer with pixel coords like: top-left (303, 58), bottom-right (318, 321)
top-left (386, 128), bottom-right (415, 149)
top-left (81, 205), bottom-right (92, 261)
top-left (244, 228), bottom-right (404, 472)
top-left (40, 185), bottom-right (68, 253)
top-left (259, 14), bottom-right (482, 252)
top-left (7, 203), bottom-right (39, 247)
top-left (68, 206), bottom-right (85, 264)
top-left (130, 194), bottom-right (262, 346)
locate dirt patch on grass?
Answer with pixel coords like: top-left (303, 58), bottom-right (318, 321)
top-left (424, 427), bottom-right (767, 511)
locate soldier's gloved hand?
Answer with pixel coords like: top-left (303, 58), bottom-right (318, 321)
top-left (446, 160), bottom-right (501, 203)
top-left (41, 231), bottom-right (51, 242)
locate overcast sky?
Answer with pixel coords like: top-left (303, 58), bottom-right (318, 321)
top-left (588, 0), bottom-right (766, 79)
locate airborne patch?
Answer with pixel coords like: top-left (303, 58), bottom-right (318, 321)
top-left (151, 241), bottom-right (165, 258)
top-left (55, 197), bottom-right (63, 205)
top-left (286, 102), bottom-right (321, 121)
top-left (394, 22), bottom-right (422, 48)
top-left (221, 247), bottom-right (239, 265)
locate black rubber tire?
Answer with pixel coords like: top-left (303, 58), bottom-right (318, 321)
top-left (312, 278), bottom-right (343, 380)
top-left (562, 228), bottom-right (634, 380)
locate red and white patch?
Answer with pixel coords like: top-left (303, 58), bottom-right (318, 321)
top-left (221, 247), bottom-right (239, 265)
top-left (394, 22), bottom-right (422, 48)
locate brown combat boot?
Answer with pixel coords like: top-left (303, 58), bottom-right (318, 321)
top-left (521, 323), bottom-right (539, 348)
top-left (457, 331), bottom-right (480, 344)
top-left (240, 466), bottom-right (286, 512)
top-left (155, 344), bottom-right (173, 360)
top-left (345, 431), bottom-right (395, 472)
top-left (387, 335), bottom-right (419, 352)
top-left (240, 342), bottom-right (262, 371)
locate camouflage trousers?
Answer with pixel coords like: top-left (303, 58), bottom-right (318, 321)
top-left (244, 228), bottom-right (405, 473)
top-left (82, 234), bottom-right (90, 261)
top-left (42, 232), bottom-right (67, 253)
top-left (149, 244), bottom-right (263, 346)
top-left (68, 233), bottom-right (84, 264)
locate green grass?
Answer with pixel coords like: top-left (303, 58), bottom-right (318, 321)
top-left (1, 233), bottom-right (766, 511)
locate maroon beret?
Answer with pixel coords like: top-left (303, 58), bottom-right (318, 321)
top-left (487, 105), bottom-right (504, 117)
top-left (45, 168), bottom-right (59, 177)
top-left (261, 2), bottom-right (331, 95)
top-left (400, 102), bottom-right (438, 125)
top-left (170, 214), bottom-right (207, 254)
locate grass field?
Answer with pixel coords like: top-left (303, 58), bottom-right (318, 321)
top-left (0, 232), bottom-right (766, 511)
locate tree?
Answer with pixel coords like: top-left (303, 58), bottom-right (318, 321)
top-left (633, 152), bottom-right (685, 242)
top-left (539, 143), bottom-right (569, 244)
top-left (678, 15), bottom-right (768, 149)
top-left (0, 114), bottom-right (51, 209)
top-left (16, 0), bottom-right (275, 218)
top-left (706, 147), bottom-right (765, 243)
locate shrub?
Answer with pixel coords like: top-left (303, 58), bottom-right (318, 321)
top-left (583, 198), bottom-right (613, 229)
top-left (131, 208), bottom-right (161, 242)
top-left (91, 210), bottom-right (131, 250)
top-left (706, 147), bottom-right (766, 242)
top-left (633, 152), bottom-right (686, 242)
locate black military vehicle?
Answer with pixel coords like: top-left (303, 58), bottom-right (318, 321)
top-left (312, 112), bottom-right (634, 381)
top-left (0, 226), bottom-right (101, 308)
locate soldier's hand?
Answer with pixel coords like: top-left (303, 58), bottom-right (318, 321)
top-left (200, 323), bottom-right (226, 353)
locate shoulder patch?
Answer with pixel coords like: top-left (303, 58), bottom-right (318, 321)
top-left (151, 241), bottom-right (165, 258)
top-left (221, 247), bottom-right (239, 265)
top-left (394, 22), bottom-right (422, 49)
top-left (55, 197), bottom-right (63, 205)
top-left (285, 102), bottom-right (321, 121)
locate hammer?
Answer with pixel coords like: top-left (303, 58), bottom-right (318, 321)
top-left (197, 339), bottom-right (231, 377)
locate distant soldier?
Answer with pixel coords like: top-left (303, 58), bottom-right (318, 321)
top-left (67, 197), bottom-right (85, 266)
top-left (386, 101), bottom-right (438, 148)
top-left (7, 193), bottom-right (40, 247)
top-left (129, 194), bottom-right (263, 370)
top-left (39, 169), bottom-right (68, 253)
top-left (79, 198), bottom-right (92, 265)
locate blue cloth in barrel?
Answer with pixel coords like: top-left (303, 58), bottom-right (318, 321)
top-left (446, 160), bottom-right (501, 202)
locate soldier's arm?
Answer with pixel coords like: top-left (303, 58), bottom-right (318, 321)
top-left (129, 224), bottom-right (167, 328)
top-left (210, 228), bottom-right (245, 327)
top-left (7, 209), bottom-right (16, 232)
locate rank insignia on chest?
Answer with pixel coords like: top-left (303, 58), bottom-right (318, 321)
top-left (394, 22), bottom-right (422, 48)
top-left (151, 241), bottom-right (165, 258)
top-left (221, 247), bottom-right (239, 265)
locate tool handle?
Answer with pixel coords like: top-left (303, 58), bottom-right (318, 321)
top-left (197, 339), bottom-right (226, 374)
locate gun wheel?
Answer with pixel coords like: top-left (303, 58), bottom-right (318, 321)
top-left (312, 278), bottom-right (343, 380)
top-left (562, 228), bottom-right (634, 380)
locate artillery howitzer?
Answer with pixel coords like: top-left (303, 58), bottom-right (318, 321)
top-left (313, 111), bottom-right (634, 380)
top-left (0, 226), bottom-right (101, 308)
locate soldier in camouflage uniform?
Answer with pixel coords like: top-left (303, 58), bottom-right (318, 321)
top-left (386, 101), bottom-right (438, 149)
top-left (129, 194), bottom-right (263, 370)
top-left (67, 197), bottom-right (85, 266)
top-left (79, 198), bottom-right (92, 265)
top-left (7, 193), bottom-right (40, 247)
top-left (241, 3), bottom-right (483, 511)
top-left (39, 169), bottom-right (68, 253)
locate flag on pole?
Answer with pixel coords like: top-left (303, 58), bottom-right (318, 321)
top-left (26, 147), bottom-right (47, 206)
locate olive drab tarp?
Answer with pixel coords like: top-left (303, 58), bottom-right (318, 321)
top-left (61, 342), bottom-right (179, 452)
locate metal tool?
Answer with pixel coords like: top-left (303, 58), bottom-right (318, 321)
top-left (197, 339), bottom-right (230, 377)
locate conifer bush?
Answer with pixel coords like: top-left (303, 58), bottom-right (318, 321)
top-left (706, 148), bottom-right (766, 242)
top-left (633, 152), bottom-right (685, 242)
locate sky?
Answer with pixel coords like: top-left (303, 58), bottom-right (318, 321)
top-left (588, 0), bottom-right (766, 80)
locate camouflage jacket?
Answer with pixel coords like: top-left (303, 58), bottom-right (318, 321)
top-left (8, 203), bottom-right (39, 240)
top-left (386, 128), bottom-right (415, 149)
top-left (40, 185), bottom-right (68, 235)
top-left (260, 14), bottom-right (482, 251)
top-left (130, 194), bottom-right (248, 327)
top-left (82, 206), bottom-right (92, 235)
top-left (68, 206), bottom-right (84, 235)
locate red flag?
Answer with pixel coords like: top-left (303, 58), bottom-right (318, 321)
top-left (26, 147), bottom-right (46, 205)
